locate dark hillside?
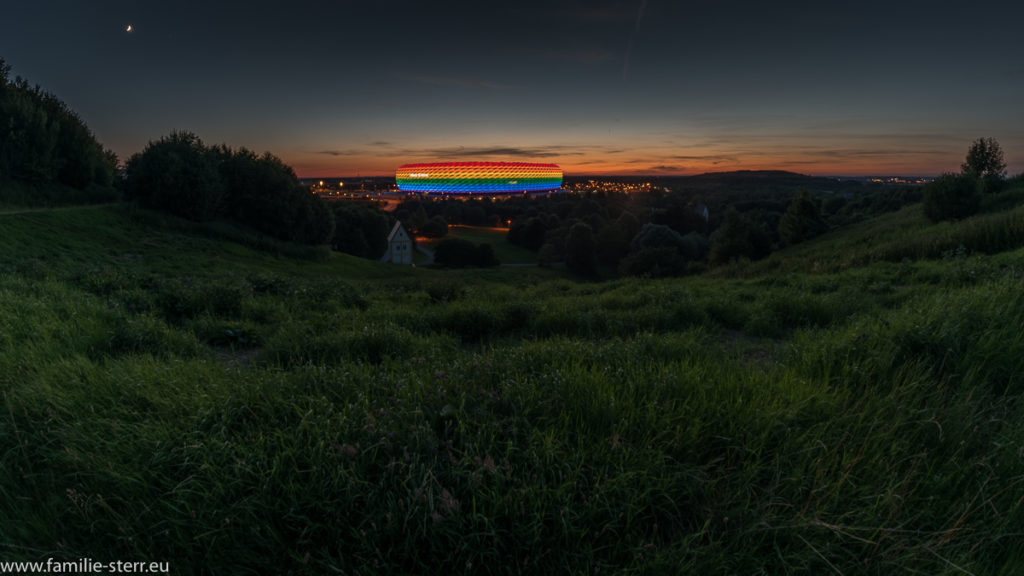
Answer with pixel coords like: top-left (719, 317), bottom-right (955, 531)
top-left (1, 201), bottom-right (1023, 574)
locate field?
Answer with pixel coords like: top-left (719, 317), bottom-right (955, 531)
top-left (2, 200), bottom-right (1024, 574)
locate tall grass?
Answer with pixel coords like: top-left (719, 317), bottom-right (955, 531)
top-left (2, 205), bottom-right (1024, 573)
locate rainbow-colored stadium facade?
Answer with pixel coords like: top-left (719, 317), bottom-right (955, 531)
top-left (396, 162), bottom-right (563, 195)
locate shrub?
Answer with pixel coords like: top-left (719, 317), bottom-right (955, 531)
top-left (619, 247), bottom-right (686, 277)
top-left (476, 243), bottom-right (499, 267)
top-left (565, 222), bottom-right (597, 276)
top-left (434, 239), bottom-right (500, 268)
top-left (507, 217), bottom-right (548, 250)
top-left (923, 173), bottom-right (981, 222)
top-left (420, 215), bottom-right (449, 238)
top-left (331, 204), bottom-right (389, 258)
top-left (709, 208), bottom-right (753, 266)
top-left (124, 131), bottom-right (224, 221)
top-left (778, 190), bottom-right (828, 245)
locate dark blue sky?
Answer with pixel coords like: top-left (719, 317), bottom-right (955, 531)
top-left (3, 0), bottom-right (1022, 176)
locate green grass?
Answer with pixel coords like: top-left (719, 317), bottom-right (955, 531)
top-left (713, 183), bottom-right (1024, 278)
top-left (2, 203), bottom-right (1024, 574)
top-left (0, 177), bottom-right (121, 210)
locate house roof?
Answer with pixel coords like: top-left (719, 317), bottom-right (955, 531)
top-left (387, 221), bottom-right (408, 243)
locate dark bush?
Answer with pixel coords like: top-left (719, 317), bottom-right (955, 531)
top-left (619, 246), bottom-right (686, 278)
top-left (434, 239), bottom-right (500, 268)
top-left (476, 243), bottom-right (500, 267)
top-left (778, 190), bottom-right (828, 245)
top-left (421, 215), bottom-right (449, 238)
top-left (507, 217), bottom-right (548, 250)
top-left (565, 222), bottom-right (597, 276)
top-left (923, 173), bottom-right (981, 222)
top-left (331, 204), bottom-right (389, 258)
top-left (631, 223), bottom-right (686, 253)
top-left (124, 132), bottom-right (224, 221)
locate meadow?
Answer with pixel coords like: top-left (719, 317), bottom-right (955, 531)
top-left (1, 198), bottom-right (1023, 574)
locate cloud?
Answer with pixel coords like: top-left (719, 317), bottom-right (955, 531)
top-left (791, 147), bottom-right (951, 159)
top-left (304, 143), bottom-right (630, 164)
top-left (423, 145), bottom-right (616, 159)
top-left (668, 154), bottom-right (739, 163)
top-left (314, 149), bottom-right (360, 157)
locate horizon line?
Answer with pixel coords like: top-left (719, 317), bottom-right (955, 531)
top-left (297, 170), bottom-right (943, 180)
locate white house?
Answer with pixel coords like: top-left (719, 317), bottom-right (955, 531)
top-left (385, 221), bottom-right (413, 264)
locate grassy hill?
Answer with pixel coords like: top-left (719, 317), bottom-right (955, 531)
top-left (2, 200), bottom-right (1023, 574)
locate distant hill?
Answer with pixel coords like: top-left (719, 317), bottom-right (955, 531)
top-left (672, 170), bottom-right (862, 194)
top-left (688, 169), bottom-right (809, 180)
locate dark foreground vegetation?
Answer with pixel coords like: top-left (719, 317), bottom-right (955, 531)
top-left (0, 59), bottom-right (119, 207)
top-left (2, 189), bottom-right (1024, 574)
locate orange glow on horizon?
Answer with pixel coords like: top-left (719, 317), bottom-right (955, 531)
top-left (290, 151), bottom-right (960, 178)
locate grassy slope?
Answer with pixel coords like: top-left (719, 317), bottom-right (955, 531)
top-left (1, 202), bottom-right (1023, 574)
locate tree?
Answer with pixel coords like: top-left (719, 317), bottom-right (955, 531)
top-left (962, 137), bottom-right (1006, 192)
top-left (709, 207), bottom-right (752, 266)
top-left (778, 190), bottom-right (828, 246)
top-left (507, 217), bottom-right (548, 250)
top-left (331, 204), bottom-right (389, 258)
top-left (595, 222), bottom-right (631, 266)
top-left (0, 59), bottom-right (116, 192)
top-left (631, 223), bottom-right (686, 253)
top-left (619, 246), bottom-right (685, 277)
top-left (476, 243), bottom-right (500, 267)
top-left (434, 238), bottom-right (499, 267)
top-left (923, 173), bottom-right (981, 222)
top-left (619, 223), bottom-right (708, 277)
top-left (421, 215), bottom-right (449, 238)
top-left (565, 222), bottom-right (597, 276)
top-left (538, 243), bottom-right (558, 267)
top-left (124, 131), bottom-right (224, 221)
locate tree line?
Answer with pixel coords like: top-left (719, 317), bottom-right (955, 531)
top-left (391, 180), bottom-right (922, 277)
top-left (0, 58), bottom-right (117, 199)
top-left (0, 58), bottom-right (396, 255)
top-left (125, 131), bottom-right (335, 245)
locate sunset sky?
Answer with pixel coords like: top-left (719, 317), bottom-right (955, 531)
top-left (3, 1), bottom-right (1023, 177)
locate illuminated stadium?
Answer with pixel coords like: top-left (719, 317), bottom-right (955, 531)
top-left (396, 162), bottom-right (563, 195)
